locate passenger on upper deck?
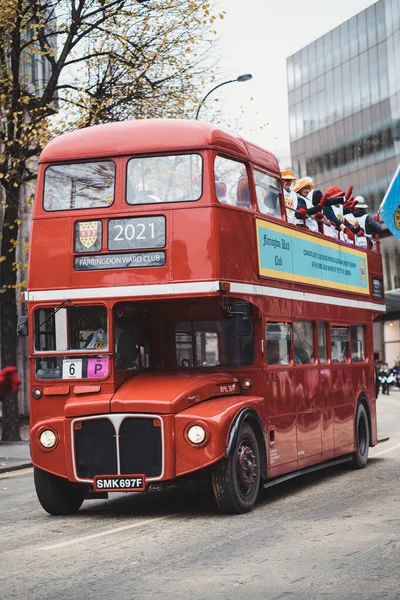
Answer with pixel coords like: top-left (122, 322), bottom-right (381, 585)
top-left (345, 196), bottom-right (382, 249)
top-left (321, 186), bottom-right (361, 243)
top-left (281, 169), bottom-right (298, 225)
top-left (292, 177), bottom-right (324, 232)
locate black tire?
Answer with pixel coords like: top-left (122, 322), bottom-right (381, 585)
top-left (351, 404), bottom-right (370, 469)
top-left (212, 423), bottom-right (260, 514)
top-left (34, 467), bottom-right (86, 515)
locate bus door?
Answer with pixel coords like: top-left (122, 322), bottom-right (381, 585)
top-left (264, 321), bottom-right (297, 475)
top-left (292, 321), bottom-right (322, 466)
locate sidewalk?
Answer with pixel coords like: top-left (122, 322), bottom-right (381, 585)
top-left (0, 420), bottom-right (31, 474)
top-left (0, 441), bottom-right (31, 473)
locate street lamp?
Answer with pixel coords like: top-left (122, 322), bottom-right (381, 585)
top-left (195, 74), bottom-right (253, 120)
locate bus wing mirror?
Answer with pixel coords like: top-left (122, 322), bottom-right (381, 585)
top-left (17, 316), bottom-right (28, 337)
top-left (231, 302), bottom-right (253, 337)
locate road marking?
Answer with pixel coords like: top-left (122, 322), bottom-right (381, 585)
top-left (40, 515), bottom-right (171, 550)
top-left (371, 440), bottom-right (400, 457)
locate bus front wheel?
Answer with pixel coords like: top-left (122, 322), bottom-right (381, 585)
top-left (212, 422), bottom-right (260, 514)
top-left (351, 404), bottom-right (370, 469)
top-left (34, 467), bottom-right (86, 515)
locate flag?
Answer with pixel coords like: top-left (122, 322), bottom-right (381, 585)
top-left (379, 164), bottom-right (400, 241)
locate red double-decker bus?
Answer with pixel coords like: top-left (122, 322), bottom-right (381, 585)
top-left (24, 119), bottom-right (385, 515)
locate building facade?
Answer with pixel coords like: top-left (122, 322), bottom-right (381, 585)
top-left (287, 0), bottom-right (400, 364)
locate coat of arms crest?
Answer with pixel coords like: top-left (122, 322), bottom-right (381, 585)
top-left (79, 221), bottom-right (98, 249)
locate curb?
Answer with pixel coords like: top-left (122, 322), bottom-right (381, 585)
top-left (0, 462), bottom-right (32, 474)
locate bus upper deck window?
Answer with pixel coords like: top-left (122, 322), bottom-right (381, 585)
top-left (43, 162), bottom-right (115, 211)
top-left (126, 154), bottom-right (202, 205)
top-left (214, 156), bottom-right (252, 210)
top-left (254, 170), bottom-right (282, 219)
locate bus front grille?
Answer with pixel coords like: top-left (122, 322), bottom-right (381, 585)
top-left (73, 415), bottom-right (163, 480)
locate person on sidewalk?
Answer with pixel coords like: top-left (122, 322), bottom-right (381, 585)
top-left (0, 366), bottom-right (21, 402)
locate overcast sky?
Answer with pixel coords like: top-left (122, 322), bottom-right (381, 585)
top-left (205, 0), bottom-right (377, 165)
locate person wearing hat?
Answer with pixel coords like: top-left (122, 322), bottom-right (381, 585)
top-left (346, 196), bottom-right (381, 248)
top-left (281, 168), bottom-right (298, 225)
top-left (321, 185), bottom-right (362, 242)
top-left (292, 177), bottom-right (324, 232)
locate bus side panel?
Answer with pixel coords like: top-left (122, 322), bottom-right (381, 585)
top-left (265, 369), bottom-right (298, 476)
top-left (331, 366), bottom-right (355, 453)
top-left (217, 208), bottom-right (257, 283)
top-left (172, 207), bottom-right (219, 282)
top-left (28, 218), bottom-right (72, 291)
top-left (320, 368), bottom-right (334, 459)
top-left (295, 367), bottom-right (323, 467)
top-left (30, 417), bottom-right (69, 478)
top-left (174, 396), bottom-right (265, 477)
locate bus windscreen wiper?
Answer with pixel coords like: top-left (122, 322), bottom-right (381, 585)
top-left (34, 299), bottom-right (70, 335)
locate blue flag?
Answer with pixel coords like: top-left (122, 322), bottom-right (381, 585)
top-left (380, 164), bottom-right (400, 241)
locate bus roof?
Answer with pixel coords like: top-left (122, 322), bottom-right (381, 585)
top-left (39, 119), bottom-right (280, 173)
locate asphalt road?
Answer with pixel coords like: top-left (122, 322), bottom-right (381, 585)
top-left (1, 393), bottom-right (399, 600)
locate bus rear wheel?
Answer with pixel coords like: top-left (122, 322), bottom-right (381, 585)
top-left (212, 423), bottom-right (260, 514)
top-left (34, 467), bottom-right (86, 515)
top-left (351, 404), bottom-right (370, 469)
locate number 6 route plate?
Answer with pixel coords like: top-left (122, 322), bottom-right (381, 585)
top-left (93, 475), bottom-right (145, 492)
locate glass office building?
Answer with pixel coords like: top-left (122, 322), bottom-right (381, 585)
top-left (287, 0), bottom-right (400, 363)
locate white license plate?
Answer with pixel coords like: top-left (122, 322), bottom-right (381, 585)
top-left (93, 475), bottom-right (145, 492)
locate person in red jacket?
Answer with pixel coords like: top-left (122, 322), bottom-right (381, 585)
top-left (0, 367), bottom-right (21, 402)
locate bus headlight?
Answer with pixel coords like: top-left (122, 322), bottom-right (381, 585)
top-left (187, 425), bottom-right (206, 445)
top-left (39, 429), bottom-right (57, 449)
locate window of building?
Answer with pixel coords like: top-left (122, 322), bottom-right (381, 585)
top-left (333, 66), bottom-right (343, 120)
top-left (348, 16), bottom-right (359, 57)
top-left (126, 154), bottom-right (202, 205)
top-left (214, 156), bottom-right (252, 209)
top-left (332, 28), bottom-right (341, 68)
top-left (377, 42), bottom-right (389, 99)
top-left (318, 322), bottom-right (328, 363)
top-left (315, 38), bottom-right (325, 77)
top-left (331, 326), bottom-right (350, 362)
top-left (266, 322), bottom-right (292, 365)
top-left (294, 321), bottom-right (314, 364)
top-left (366, 4), bottom-right (377, 47)
top-left (360, 52), bottom-right (371, 109)
top-left (351, 325), bottom-right (365, 361)
top-left (357, 10), bottom-right (368, 54)
top-left (254, 170), bottom-right (282, 219)
top-left (325, 70), bottom-right (335, 125)
top-left (324, 31), bottom-right (333, 71)
top-left (340, 21), bottom-right (350, 63)
top-left (376, 2), bottom-right (387, 42)
top-left (350, 56), bottom-right (361, 113)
